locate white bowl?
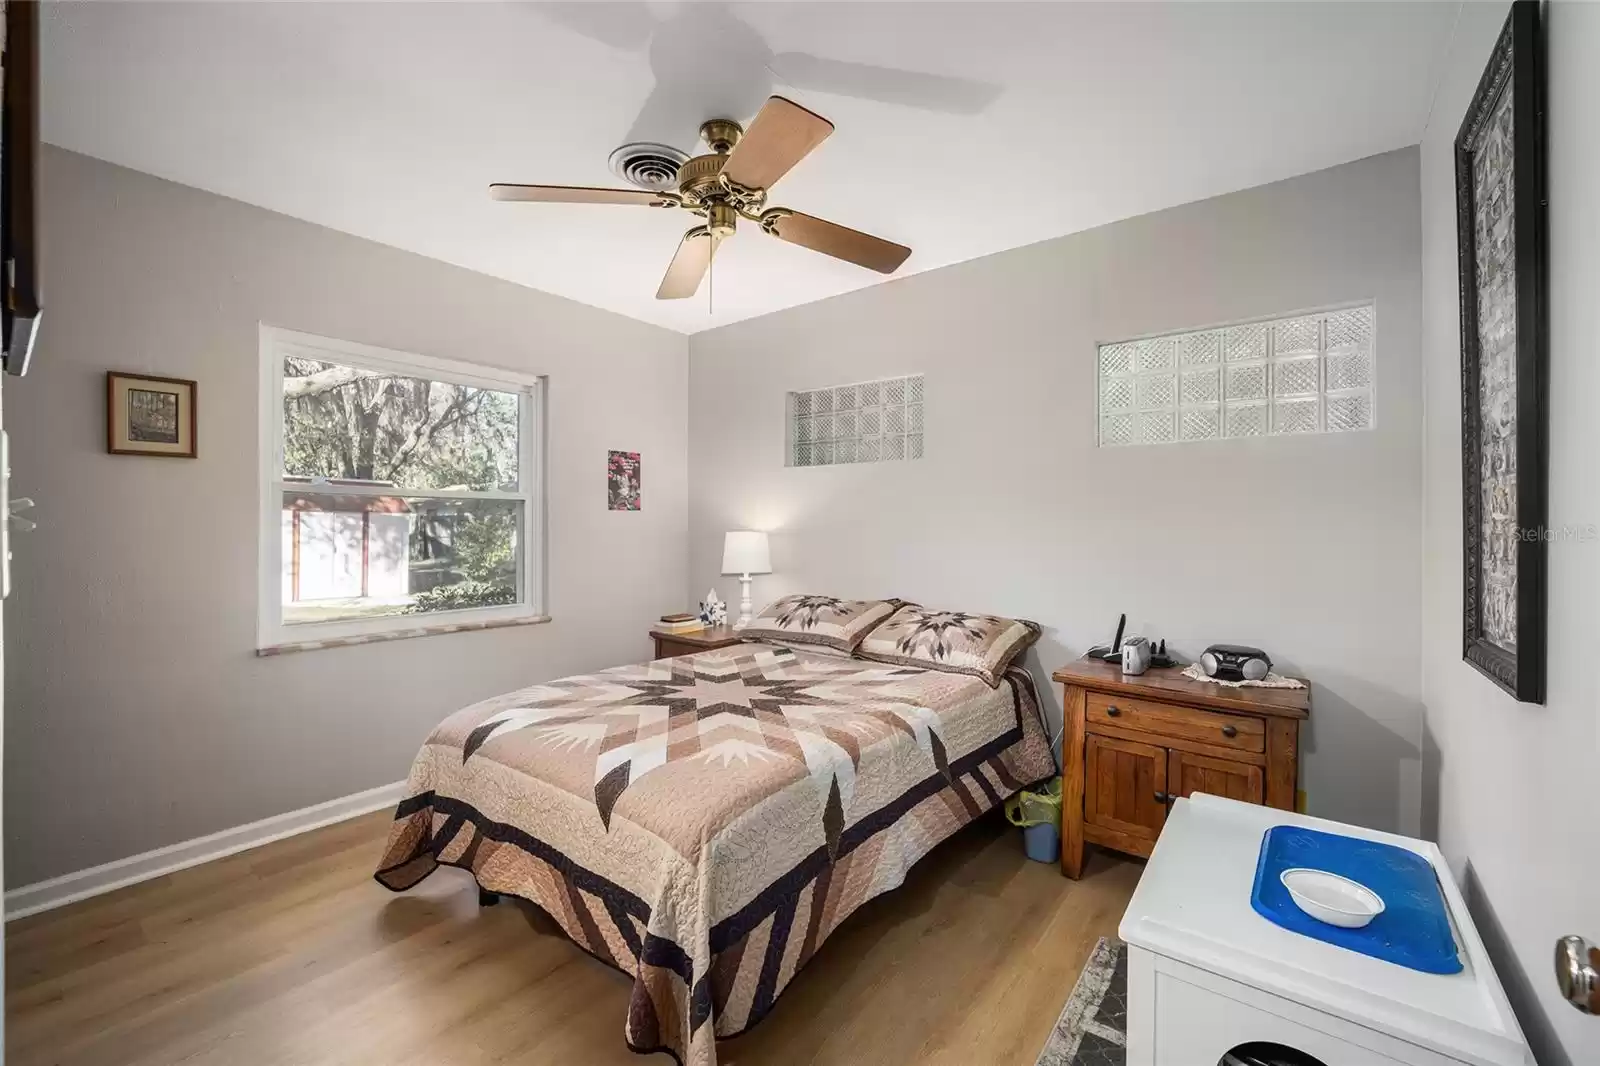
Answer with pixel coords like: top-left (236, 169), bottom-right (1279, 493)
top-left (1279, 868), bottom-right (1385, 929)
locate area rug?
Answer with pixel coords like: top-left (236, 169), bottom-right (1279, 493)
top-left (1034, 937), bottom-right (1127, 1066)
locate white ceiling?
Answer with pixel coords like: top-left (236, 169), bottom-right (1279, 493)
top-left (42, 2), bottom-right (1457, 335)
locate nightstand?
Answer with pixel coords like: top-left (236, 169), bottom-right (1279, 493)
top-left (650, 625), bottom-right (744, 660)
top-left (1053, 656), bottom-right (1310, 879)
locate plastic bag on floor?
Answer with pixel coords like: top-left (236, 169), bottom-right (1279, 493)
top-left (1004, 776), bottom-right (1063, 828)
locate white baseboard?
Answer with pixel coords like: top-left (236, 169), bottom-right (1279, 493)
top-left (4, 780), bottom-right (407, 921)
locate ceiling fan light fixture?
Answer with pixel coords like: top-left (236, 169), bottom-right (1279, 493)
top-left (706, 202), bottom-right (738, 238)
top-left (608, 142), bottom-right (689, 192)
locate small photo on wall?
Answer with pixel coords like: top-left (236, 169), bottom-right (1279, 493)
top-left (608, 450), bottom-right (640, 511)
top-left (107, 372), bottom-right (197, 457)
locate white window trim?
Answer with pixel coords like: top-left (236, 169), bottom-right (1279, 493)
top-left (257, 326), bottom-right (547, 650)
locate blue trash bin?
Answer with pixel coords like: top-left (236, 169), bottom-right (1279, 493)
top-left (1023, 821), bottom-right (1060, 863)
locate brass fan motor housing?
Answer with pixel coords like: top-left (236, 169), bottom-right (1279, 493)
top-left (676, 154), bottom-right (766, 218)
top-left (675, 153), bottom-right (729, 204)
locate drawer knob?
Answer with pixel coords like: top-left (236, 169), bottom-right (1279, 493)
top-left (1153, 791), bottom-right (1169, 804)
top-left (1221, 725), bottom-right (1238, 738)
top-left (1105, 705), bottom-right (1122, 717)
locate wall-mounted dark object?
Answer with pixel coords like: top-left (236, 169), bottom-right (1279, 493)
top-left (2, 0), bottom-right (42, 376)
top-left (1454, 0), bottom-right (1548, 703)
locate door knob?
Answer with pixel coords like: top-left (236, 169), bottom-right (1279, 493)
top-left (1556, 935), bottom-right (1599, 1014)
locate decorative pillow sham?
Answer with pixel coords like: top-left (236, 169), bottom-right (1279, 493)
top-left (855, 605), bottom-right (1041, 687)
top-left (740, 595), bottom-right (897, 653)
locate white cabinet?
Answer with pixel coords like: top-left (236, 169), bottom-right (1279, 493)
top-left (1130, 950), bottom-right (1459, 1065)
top-left (1120, 795), bottom-right (1533, 1066)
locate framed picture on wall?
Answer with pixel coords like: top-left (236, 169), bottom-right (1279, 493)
top-left (607, 450), bottom-right (640, 511)
top-left (107, 371), bottom-right (197, 458)
top-left (1454, 0), bottom-right (1547, 703)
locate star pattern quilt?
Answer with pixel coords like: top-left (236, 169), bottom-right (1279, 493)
top-left (375, 642), bottom-right (1055, 1066)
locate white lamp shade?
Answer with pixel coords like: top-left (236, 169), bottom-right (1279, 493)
top-left (721, 531), bottom-right (771, 575)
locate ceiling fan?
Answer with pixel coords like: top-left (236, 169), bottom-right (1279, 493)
top-left (490, 96), bottom-right (912, 301)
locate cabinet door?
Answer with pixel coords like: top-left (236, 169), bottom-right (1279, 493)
top-left (1167, 749), bottom-right (1263, 805)
top-left (1084, 734), bottom-right (1169, 841)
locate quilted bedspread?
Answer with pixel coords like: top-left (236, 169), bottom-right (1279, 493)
top-left (374, 642), bottom-right (1055, 1066)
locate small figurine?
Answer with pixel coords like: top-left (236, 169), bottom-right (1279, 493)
top-left (699, 589), bottom-right (728, 628)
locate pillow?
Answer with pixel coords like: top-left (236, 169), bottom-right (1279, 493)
top-left (855, 604), bottom-right (1040, 687)
top-left (740, 595), bottom-right (897, 653)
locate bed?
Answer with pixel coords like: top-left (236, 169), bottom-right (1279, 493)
top-left (375, 640), bottom-right (1055, 1066)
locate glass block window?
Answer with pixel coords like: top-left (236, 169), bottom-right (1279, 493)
top-left (789, 375), bottom-right (923, 467)
top-left (1097, 304), bottom-right (1374, 447)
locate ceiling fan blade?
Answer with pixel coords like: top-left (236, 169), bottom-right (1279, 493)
top-left (535, 2), bottom-right (658, 50)
top-left (657, 228), bottom-right (716, 300)
top-left (764, 211), bottom-right (911, 274)
top-left (769, 53), bottom-right (1003, 115)
top-left (720, 96), bottom-right (833, 191)
top-left (490, 183), bottom-right (668, 206)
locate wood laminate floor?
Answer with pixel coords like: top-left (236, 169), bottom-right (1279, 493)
top-left (5, 809), bottom-right (1141, 1066)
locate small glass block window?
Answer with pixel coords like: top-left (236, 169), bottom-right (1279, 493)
top-left (1275, 316), bottom-right (1320, 356)
top-left (1138, 411), bottom-right (1176, 445)
top-left (1273, 357), bottom-right (1320, 397)
top-left (1181, 368), bottom-right (1220, 406)
top-left (1182, 407), bottom-right (1220, 442)
top-left (1097, 304), bottom-right (1375, 447)
top-left (1101, 377), bottom-right (1135, 413)
top-left (1135, 337), bottom-right (1176, 372)
top-left (1136, 374), bottom-right (1176, 411)
top-left (1226, 401), bottom-right (1268, 438)
top-left (1099, 343), bottom-right (1136, 376)
top-left (1226, 363), bottom-right (1268, 402)
top-left (789, 374), bottom-right (924, 467)
top-left (1179, 331), bottom-right (1221, 366)
top-left (1225, 323), bottom-right (1268, 363)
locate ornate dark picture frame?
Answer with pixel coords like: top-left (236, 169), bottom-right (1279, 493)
top-left (1454, 0), bottom-right (1547, 703)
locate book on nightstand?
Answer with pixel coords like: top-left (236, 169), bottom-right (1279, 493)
top-left (657, 613), bottom-right (705, 635)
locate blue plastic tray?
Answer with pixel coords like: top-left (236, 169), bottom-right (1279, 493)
top-left (1251, 825), bottom-right (1462, 974)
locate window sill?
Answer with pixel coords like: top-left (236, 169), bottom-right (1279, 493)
top-left (257, 613), bottom-right (551, 657)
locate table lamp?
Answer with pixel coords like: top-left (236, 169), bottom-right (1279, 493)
top-left (721, 531), bottom-right (771, 628)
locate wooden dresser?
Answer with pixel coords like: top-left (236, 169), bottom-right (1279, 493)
top-left (650, 625), bottom-right (744, 660)
top-left (1053, 656), bottom-right (1310, 879)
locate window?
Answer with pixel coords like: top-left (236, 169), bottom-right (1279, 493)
top-left (788, 374), bottom-right (924, 467)
top-left (1097, 303), bottom-right (1375, 446)
top-left (258, 327), bottom-right (545, 648)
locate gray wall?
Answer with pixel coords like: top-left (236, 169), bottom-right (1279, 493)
top-left (688, 149), bottom-right (1425, 835)
top-left (9, 144), bottom-right (1441, 892)
top-left (1418, 3), bottom-right (1600, 1063)
top-left (4, 148), bottom-right (689, 887)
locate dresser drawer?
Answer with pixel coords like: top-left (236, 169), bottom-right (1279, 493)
top-left (1086, 691), bottom-right (1264, 753)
